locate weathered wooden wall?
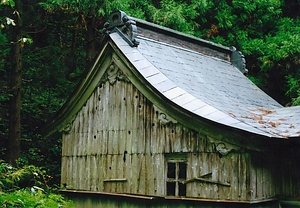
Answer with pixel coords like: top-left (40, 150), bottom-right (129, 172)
top-left (60, 65), bottom-right (300, 203)
top-left (248, 149), bottom-right (300, 201)
top-left (278, 150), bottom-right (300, 199)
top-left (249, 152), bottom-right (278, 200)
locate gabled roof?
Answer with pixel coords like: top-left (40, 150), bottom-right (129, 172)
top-left (43, 11), bottom-right (300, 140)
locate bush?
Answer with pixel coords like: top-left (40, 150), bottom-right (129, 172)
top-left (0, 189), bottom-right (73, 208)
top-left (0, 161), bottom-right (73, 208)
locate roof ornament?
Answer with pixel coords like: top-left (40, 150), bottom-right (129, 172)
top-left (103, 11), bottom-right (139, 47)
top-left (230, 46), bottom-right (248, 74)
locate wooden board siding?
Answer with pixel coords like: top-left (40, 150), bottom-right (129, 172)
top-left (247, 151), bottom-right (300, 201)
top-left (249, 153), bottom-right (278, 201)
top-left (60, 64), bottom-right (298, 202)
top-left (61, 71), bottom-right (254, 200)
top-left (278, 151), bottom-right (300, 199)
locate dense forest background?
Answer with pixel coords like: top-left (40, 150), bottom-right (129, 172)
top-left (1, 0), bottom-right (300, 186)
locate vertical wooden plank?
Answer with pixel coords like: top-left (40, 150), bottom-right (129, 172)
top-left (98, 154), bottom-right (105, 192)
top-left (257, 159), bottom-right (263, 199)
top-left (131, 90), bottom-right (139, 154)
top-left (245, 152), bottom-right (251, 201)
top-left (109, 81), bottom-right (116, 131)
top-left (103, 82), bottom-right (110, 134)
top-left (199, 153), bottom-right (212, 198)
top-left (77, 111), bottom-right (83, 156)
top-left (70, 156), bottom-right (75, 189)
top-left (154, 153), bottom-right (165, 196)
top-left (73, 117), bottom-right (79, 157)
top-left (79, 157), bottom-right (85, 190)
top-left (164, 124), bottom-right (171, 153)
top-left (66, 156), bottom-right (72, 189)
top-left (90, 155), bottom-right (97, 191)
top-left (104, 154), bottom-right (112, 192)
top-left (174, 124), bottom-right (183, 153)
top-left (181, 127), bottom-right (190, 152)
top-left (190, 131), bottom-right (198, 153)
top-left (110, 154), bottom-right (117, 192)
top-left (60, 156), bottom-right (67, 187)
top-left (230, 153), bottom-right (238, 200)
top-left (107, 130), bottom-right (113, 155)
top-left (150, 107), bottom-right (157, 154)
top-left (144, 99), bottom-right (152, 155)
top-left (119, 129), bottom-right (127, 159)
top-left (137, 94), bottom-right (146, 154)
top-left (117, 82), bottom-right (125, 155)
top-left (83, 100), bottom-right (89, 156)
top-left (197, 133), bottom-right (204, 153)
top-left (87, 92), bottom-right (95, 156)
top-left (138, 153), bottom-right (147, 194)
top-left (144, 154), bottom-right (154, 195)
top-left (125, 83), bottom-right (133, 155)
top-left (77, 156), bottom-right (83, 190)
top-left (249, 155), bottom-right (257, 200)
top-left (192, 153), bottom-right (200, 197)
top-left (210, 153), bottom-right (218, 199)
top-left (85, 156), bottom-right (91, 190)
top-left (240, 153), bottom-right (248, 200)
top-left (118, 81), bottom-right (126, 131)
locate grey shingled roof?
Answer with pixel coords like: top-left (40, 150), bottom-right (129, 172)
top-left (110, 29), bottom-right (300, 139)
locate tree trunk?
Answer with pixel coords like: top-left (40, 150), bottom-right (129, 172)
top-left (86, 6), bottom-right (96, 67)
top-left (8, 0), bottom-right (22, 167)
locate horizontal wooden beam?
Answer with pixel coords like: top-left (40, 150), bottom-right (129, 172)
top-left (103, 178), bottom-right (127, 182)
top-left (61, 189), bottom-right (279, 204)
top-left (185, 177), bottom-right (231, 187)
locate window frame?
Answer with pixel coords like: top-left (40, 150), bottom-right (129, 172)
top-left (165, 155), bottom-right (187, 197)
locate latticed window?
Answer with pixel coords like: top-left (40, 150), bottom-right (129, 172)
top-left (166, 160), bottom-right (187, 196)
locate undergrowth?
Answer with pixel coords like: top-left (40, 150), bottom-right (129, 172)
top-left (0, 160), bottom-right (73, 208)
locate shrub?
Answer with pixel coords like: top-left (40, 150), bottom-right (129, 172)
top-left (0, 161), bottom-right (73, 208)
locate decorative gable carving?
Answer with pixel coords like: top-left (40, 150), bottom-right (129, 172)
top-left (207, 136), bottom-right (240, 155)
top-left (100, 63), bottom-right (129, 85)
top-left (154, 106), bottom-right (178, 125)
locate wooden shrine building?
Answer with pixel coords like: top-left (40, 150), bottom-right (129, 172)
top-left (43, 11), bottom-right (300, 207)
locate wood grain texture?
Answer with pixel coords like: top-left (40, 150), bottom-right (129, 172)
top-left (61, 69), bottom-right (300, 202)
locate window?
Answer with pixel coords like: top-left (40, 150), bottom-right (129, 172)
top-left (166, 160), bottom-right (187, 196)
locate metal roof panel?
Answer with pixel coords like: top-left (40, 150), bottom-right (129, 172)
top-left (110, 31), bottom-right (300, 139)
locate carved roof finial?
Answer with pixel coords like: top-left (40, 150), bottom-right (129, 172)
top-left (103, 11), bottom-right (139, 47)
top-left (230, 46), bottom-right (248, 74)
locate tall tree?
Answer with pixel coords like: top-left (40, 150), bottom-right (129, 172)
top-left (8, 0), bottom-right (22, 166)
top-left (41, 0), bottom-right (148, 66)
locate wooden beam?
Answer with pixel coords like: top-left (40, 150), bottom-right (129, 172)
top-left (103, 178), bottom-right (127, 182)
top-left (185, 177), bottom-right (231, 187)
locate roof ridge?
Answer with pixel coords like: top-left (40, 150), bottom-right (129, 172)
top-left (130, 16), bottom-right (232, 54)
top-left (137, 36), bottom-right (230, 63)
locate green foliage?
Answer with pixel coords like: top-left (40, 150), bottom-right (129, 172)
top-left (241, 17), bottom-right (300, 105)
top-left (0, 190), bottom-right (73, 208)
top-left (0, 160), bottom-right (48, 192)
top-left (148, 0), bottom-right (212, 34)
top-left (40, 0), bottom-right (147, 18)
top-left (0, 0), bottom-right (15, 7)
top-left (286, 74), bottom-right (300, 106)
top-left (0, 161), bottom-right (73, 207)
